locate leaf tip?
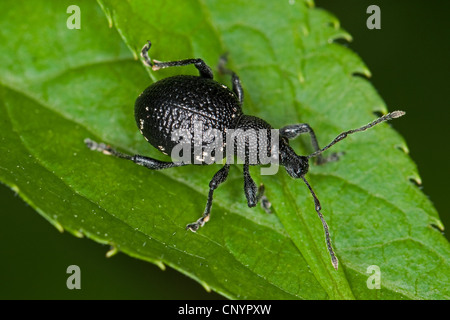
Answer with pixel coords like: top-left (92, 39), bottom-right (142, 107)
top-left (395, 143), bottom-right (409, 154)
top-left (155, 260), bottom-right (166, 271)
top-left (306, 0), bottom-right (315, 8)
top-left (97, 0), bottom-right (113, 28)
top-left (352, 68), bottom-right (372, 79)
top-left (408, 175), bottom-right (422, 187)
top-left (429, 217), bottom-right (445, 232)
top-left (106, 245), bottom-right (119, 258)
top-left (53, 221), bottom-right (64, 233)
top-left (200, 281), bottom-right (212, 293)
top-left (73, 229), bottom-right (84, 238)
top-left (11, 184), bottom-right (20, 194)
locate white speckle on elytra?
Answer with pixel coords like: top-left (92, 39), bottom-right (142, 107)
top-left (140, 119), bottom-right (145, 130)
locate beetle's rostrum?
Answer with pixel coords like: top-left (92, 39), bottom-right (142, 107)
top-left (85, 41), bottom-right (405, 270)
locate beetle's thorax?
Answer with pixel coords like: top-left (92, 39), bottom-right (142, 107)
top-left (228, 115), bottom-right (276, 165)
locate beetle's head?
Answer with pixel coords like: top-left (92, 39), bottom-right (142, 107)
top-left (279, 138), bottom-right (309, 178)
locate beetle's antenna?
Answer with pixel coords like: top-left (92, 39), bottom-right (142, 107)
top-left (301, 176), bottom-right (339, 270)
top-left (307, 111), bottom-right (405, 159)
top-left (141, 40), bottom-right (153, 67)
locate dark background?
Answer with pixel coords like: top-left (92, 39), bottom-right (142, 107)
top-left (1, 0), bottom-right (448, 299)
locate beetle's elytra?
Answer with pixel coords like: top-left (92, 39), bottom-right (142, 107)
top-left (85, 41), bottom-right (405, 270)
top-left (135, 75), bottom-right (242, 162)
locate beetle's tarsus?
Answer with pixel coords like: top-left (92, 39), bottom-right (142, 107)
top-left (84, 138), bottom-right (112, 155)
top-left (141, 40), bottom-right (153, 67)
top-left (217, 52), bottom-right (230, 74)
top-left (331, 256), bottom-right (339, 270)
top-left (84, 138), bottom-right (95, 149)
top-left (152, 60), bottom-right (162, 71)
top-left (260, 197), bottom-right (272, 214)
top-left (256, 184), bottom-right (272, 214)
top-left (186, 216), bottom-right (208, 232)
top-left (186, 223), bottom-right (200, 232)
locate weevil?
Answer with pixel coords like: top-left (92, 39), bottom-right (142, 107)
top-left (85, 41), bottom-right (405, 269)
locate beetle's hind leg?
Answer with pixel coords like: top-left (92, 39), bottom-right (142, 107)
top-left (186, 164), bottom-right (231, 232)
top-left (84, 138), bottom-right (187, 170)
top-left (218, 53), bottom-right (244, 106)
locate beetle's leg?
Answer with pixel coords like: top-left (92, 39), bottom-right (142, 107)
top-left (186, 164), bottom-right (231, 232)
top-left (243, 164), bottom-right (271, 213)
top-left (243, 163), bottom-right (258, 207)
top-left (153, 58), bottom-right (213, 79)
top-left (85, 138), bottom-right (187, 170)
top-left (141, 41), bottom-right (213, 79)
top-left (141, 41), bottom-right (213, 78)
top-left (141, 41), bottom-right (153, 67)
top-left (256, 184), bottom-right (272, 214)
top-left (280, 123), bottom-right (341, 165)
top-left (218, 53), bottom-right (244, 105)
top-left (230, 73), bottom-right (244, 106)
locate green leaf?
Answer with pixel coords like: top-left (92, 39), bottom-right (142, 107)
top-left (0, 0), bottom-right (448, 299)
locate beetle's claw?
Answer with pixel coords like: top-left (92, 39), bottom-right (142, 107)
top-left (84, 138), bottom-right (95, 150)
top-left (84, 138), bottom-right (113, 155)
top-left (186, 215), bottom-right (209, 232)
top-left (141, 40), bottom-right (154, 67)
top-left (260, 197), bottom-right (272, 214)
top-left (186, 223), bottom-right (199, 232)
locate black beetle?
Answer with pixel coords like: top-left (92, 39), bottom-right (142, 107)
top-left (85, 41), bottom-right (405, 269)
